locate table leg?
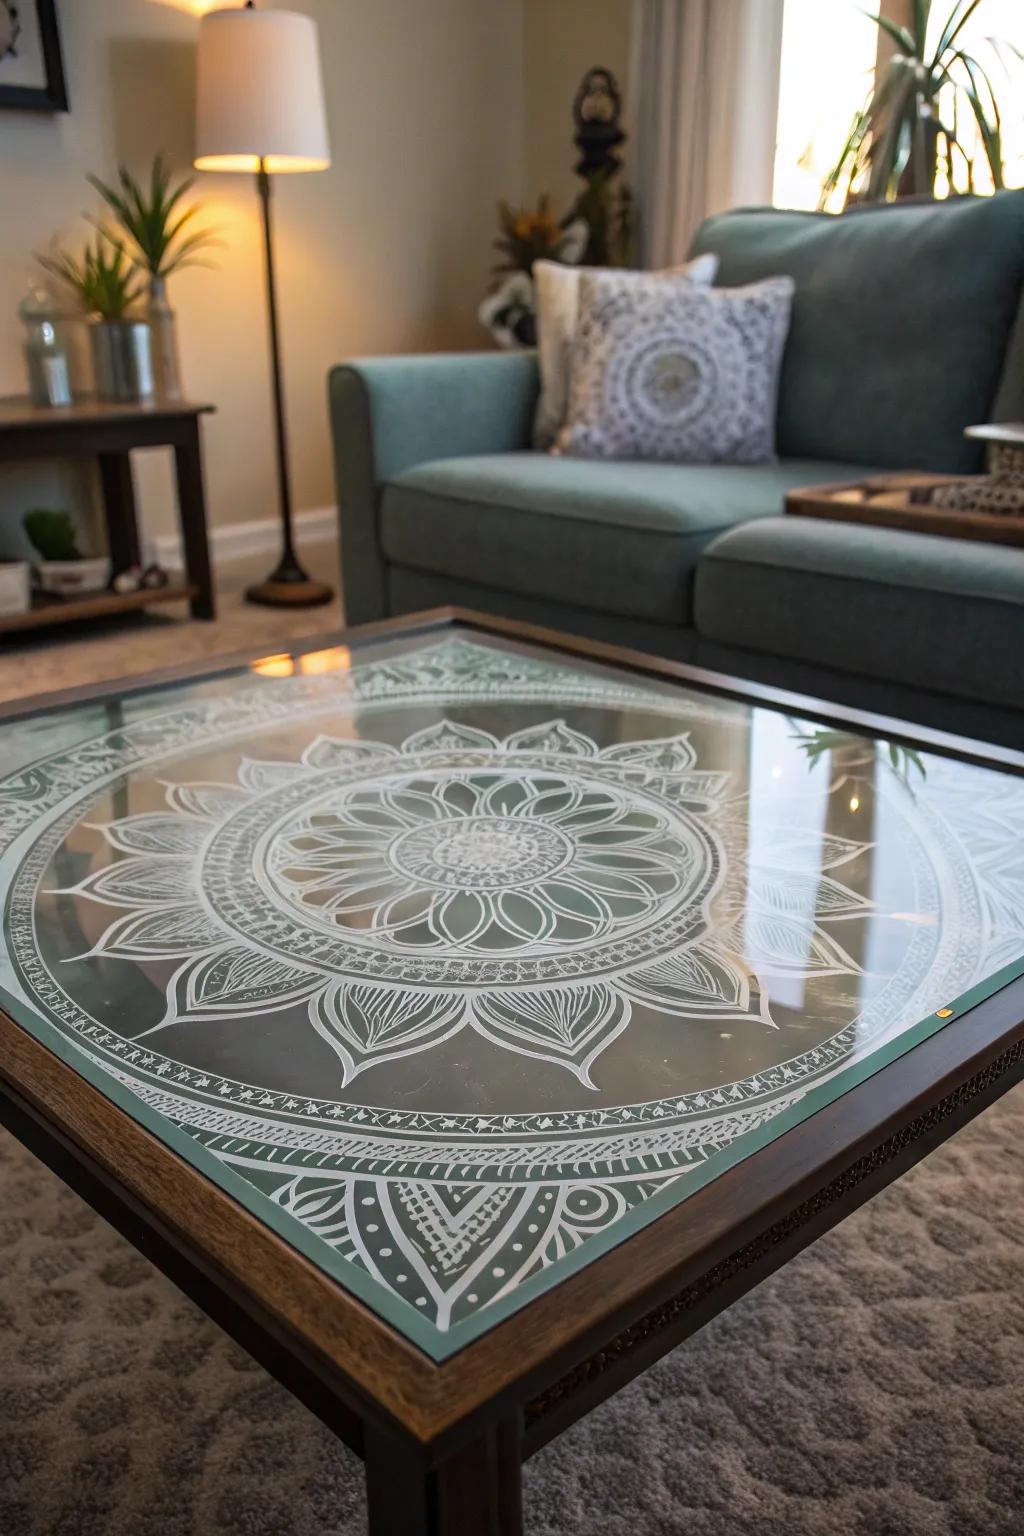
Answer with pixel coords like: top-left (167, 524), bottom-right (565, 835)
top-left (98, 451), bottom-right (141, 574)
top-left (172, 422), bottom-right (215, 620)
top-left (365, 1419), bottom-right (523, 1536)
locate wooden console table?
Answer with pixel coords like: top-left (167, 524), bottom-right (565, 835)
top-left (0, 397), bottom-right (216, 634)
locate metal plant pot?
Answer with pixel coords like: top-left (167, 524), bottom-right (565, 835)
top-left (89, 319), bottom-right (155, 404)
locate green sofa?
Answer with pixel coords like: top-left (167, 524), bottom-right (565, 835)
top-left (330, 193), bottom-right (1024, 747)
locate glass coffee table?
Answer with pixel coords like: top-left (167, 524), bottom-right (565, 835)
top-left (1, 610), bottom-right (1022, 1534)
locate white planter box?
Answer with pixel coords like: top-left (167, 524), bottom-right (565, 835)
top-left (35, 557), bottom-right (111, 597)
top-left (0, 560), bottom-right (31, 615)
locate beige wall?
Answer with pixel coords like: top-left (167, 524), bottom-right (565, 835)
top-left (522, 0), bottom-right (633, 212)
top-left (0, 0), bottom-right (525, 556)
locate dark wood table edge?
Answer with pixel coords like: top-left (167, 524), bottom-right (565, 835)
top-left (2, 606), bottom-right (1024, 1530)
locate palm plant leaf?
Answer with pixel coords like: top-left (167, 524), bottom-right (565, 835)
top-left (931, 0), bottom-right (985, 66)
top-left (913, 0), bottom-right (932, 57)
top-left (947, 47), bottom-right (1005, 186)
top-left (88, 154), bottom-right (219, 278)
top-left (870, 10), bottom-right (917, 55)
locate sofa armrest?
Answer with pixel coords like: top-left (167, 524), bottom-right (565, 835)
top-left (328, 351), bottom-right (539, 625)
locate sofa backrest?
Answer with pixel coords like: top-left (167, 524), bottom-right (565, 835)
top-left (688, 193), bottom-right (1024, 472)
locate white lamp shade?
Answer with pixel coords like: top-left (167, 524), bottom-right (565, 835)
top-left (195, 6), bottom-right (330, 173)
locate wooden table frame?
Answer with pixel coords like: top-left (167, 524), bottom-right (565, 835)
top-left (1, 608), bottom-right (1022, 1535)
top-left (0, 397), bottom-right (216, 628)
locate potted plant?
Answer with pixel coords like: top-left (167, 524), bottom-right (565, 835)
top-left (22, 508), bottom-right (110, 597)
top-left (823, 0), bottom-right (1010, 206)
top-left (37, 235), bottom-right (152, 403)
top-left (88, 153), bottom-right (220, 400)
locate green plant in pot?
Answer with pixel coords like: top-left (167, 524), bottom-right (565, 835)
top-left (822, 0), bottom-right (1009, 207)
top-left (37, 234), bottom-right (153, 404)
top-left (89, 153), bottom-right (220, 400)
top-left (23, 508), bottom-right (111, 597)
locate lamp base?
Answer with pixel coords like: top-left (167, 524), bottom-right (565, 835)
top-left (245, 554), bottom-right (334, 609)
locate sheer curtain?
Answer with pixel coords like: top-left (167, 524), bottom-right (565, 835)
top-left (630, 0), bottom-right (786, 267)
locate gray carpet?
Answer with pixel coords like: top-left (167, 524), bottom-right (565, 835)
top-left (1, 1087), bottom-right (1023, 1536)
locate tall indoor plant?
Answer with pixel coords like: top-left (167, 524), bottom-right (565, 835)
top-left (37, 235), bottom-right (152, 403)
top-left (89, 154), bottom-right (220, 399)
top-left (822, 0), bottom-right (1007, 207)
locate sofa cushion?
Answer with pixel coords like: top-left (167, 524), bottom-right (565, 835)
top-left (688, 195), bottom-right (1024, 473)
top-left (379, 452), bottom-right (876, 626)
top-left (694, 516), bottom-right (1024, 711)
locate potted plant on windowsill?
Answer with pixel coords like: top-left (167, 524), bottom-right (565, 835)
top-left (37, 235), bottom-right (152, 403)
top-left (23, 508), bottom-right (110, 597)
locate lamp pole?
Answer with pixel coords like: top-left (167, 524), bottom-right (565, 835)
top-left (246, 156), bottom-right (331, 606)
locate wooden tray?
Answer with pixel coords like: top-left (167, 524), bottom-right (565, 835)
top-left (785, 473), bottom-right (1024, 548)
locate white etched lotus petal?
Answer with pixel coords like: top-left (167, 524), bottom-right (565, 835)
top-left (162, 782), bottom-right (250, 821)
top-left (434, 778), bottom-right (485, 817)
top-left (518, 780), bottom-right (588, 822)
top-left (574, 814), bottom-right (665, 849)
top-left (90, 813), bottom-right (210, 858)
top-left (531, 878), bottom-right (611, 931)
top-left (53, 855), bottom-right (195, 909)
top-left (401, 720), bottom-right (499, 755)
top-left (479, 776), bottom-right (540, 817)
top-left (749, 870), bottom-right (871, 920)
top-left (744, 913), bottom-right (862, 976)
top-left (375, 887), bottom-right (437, 932)
top-left (317, 874), bottom-right (412, 915)
top-left (152, 945), bottom-right (321, 1030)
top-left (301, 736), bottom-right (399, 772)
top-left (237, 756), bottom-right (309, 793)
top-left (473, 982), bottom-right (630, 1087)
top-left (621, 942), bottom-right (776, 1028)
top-left (309, 983), bottom-right (465, 1083)
top-left (503, 719), bottom-right (596, 757)
top-left (430, 890), bottom-right (494, 947)
top-left (376, 783), bottom-right (452, 822)
top-left (494, 889), bottom-right (559, 943)
top-left (668, 770), bottom-right (732, 806)
top-left (82, 904), bottom-right (224, 960)
top-left (598, 732), bottom-right (696, 773)
top-left (718, 805), bottom-right (871, 874)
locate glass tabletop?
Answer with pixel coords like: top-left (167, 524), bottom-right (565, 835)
top-left (1, 628), bottom-right (1023, 1360)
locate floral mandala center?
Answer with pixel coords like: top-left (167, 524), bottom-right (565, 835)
top-left (390, 816), bottom-right (572, 889)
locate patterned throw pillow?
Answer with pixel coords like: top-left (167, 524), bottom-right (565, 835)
top-left (558, 271), bottom-right (795, 464)
top-left (532, 254), bottom-right (719, 450)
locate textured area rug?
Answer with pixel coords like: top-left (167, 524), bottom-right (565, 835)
top-left (1, 1087), bottom-right (1023, 1536)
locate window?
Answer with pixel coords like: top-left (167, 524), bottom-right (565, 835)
top-left (773, 0), bottom-right (881, 212)
top-left (772, 0), bottom-right (1024, 211)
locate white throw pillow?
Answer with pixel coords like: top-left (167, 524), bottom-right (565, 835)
top-left (558, 270), bottom-right (795, 465)
top-left (532, 253), bottom-right (718, 450)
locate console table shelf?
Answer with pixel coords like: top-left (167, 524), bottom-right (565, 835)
top-left (0, 396), bottom-right (216, 634)
top-left (0, 582), bottom-right (198, 635)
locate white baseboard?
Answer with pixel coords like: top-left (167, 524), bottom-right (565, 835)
top-left (145, 505), bottom-right (337, 571)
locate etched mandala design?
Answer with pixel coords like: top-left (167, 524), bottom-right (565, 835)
top-left (55, 715), bottom-right (873, 1091)
top-left (268, 762), bottom-right (695, 951)
top-left (6, 635), bottom-right (1024, 1349)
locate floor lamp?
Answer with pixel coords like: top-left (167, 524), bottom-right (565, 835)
top-left (195, 2), bottom-right (333, 608)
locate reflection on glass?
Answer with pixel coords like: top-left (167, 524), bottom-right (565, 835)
top-left (1, 631), bottom-right (1022, 1355)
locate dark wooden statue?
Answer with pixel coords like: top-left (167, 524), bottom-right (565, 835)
top-left (573, 67), bottom-right (626, 180)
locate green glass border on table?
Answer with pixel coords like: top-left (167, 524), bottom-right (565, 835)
top-left (3, 951), bottom-right (1023, 1364)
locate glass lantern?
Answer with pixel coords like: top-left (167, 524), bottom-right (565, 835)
top-left (19, 286), bottom-right (73, 407)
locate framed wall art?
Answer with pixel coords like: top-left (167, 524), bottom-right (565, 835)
top-left (0, 1), bottom-right (68, 113)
